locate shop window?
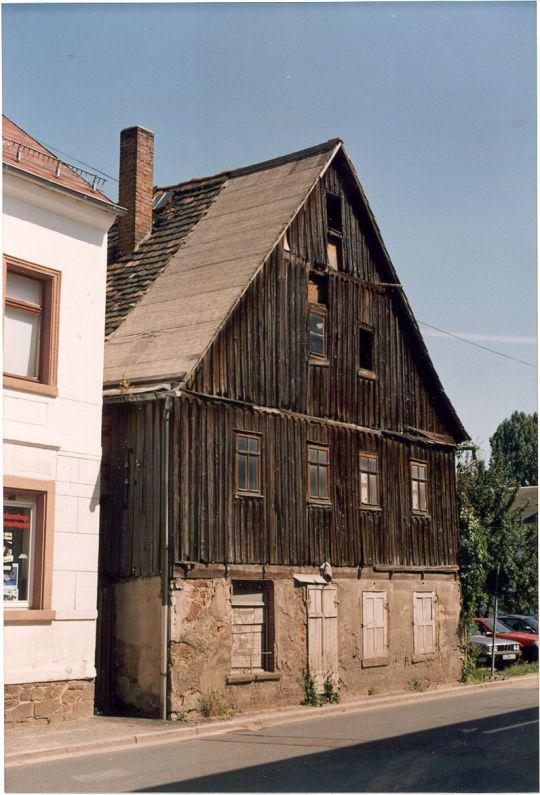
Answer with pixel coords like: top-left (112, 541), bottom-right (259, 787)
top-left (360, 453), bottom-right (379, 507)
top-left (411, 461), bottom-right (428, 512)
top-left (413, 591), bottom-right (436, 655)
top-left (235, 433), bottom-right (261, 495)
top-left (231, 581), bottom-right (273, 672)
top-left (307, 444), bottom-right (330, 503)
top-left (3, 477), bottom-right (55, 619)
top-left (362, 591), bottom-right (388, 660)
top-left (3, 256), bottom-right (60, 397)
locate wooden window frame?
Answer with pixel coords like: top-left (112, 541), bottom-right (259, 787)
top-left (308, 305), bottom-right (328, 362)
top-left (235, 432), bottom-right (262, 497)
top-left (3, 475), bottom-right (55, 623)
top-left (359, 452), bottom-right (380, 509)
top-left (3, 255), bottom-right (60, 397)
top-left (307, 443), bottom-right (331, 504)
top-left (326, 192), bottom-right (343, 235)
top-left (358, 324), bottom-right (375, 379)
top-left (230, 580), bottom-right (274, 674)
top-left (410, 460), bottom-right (429, 514)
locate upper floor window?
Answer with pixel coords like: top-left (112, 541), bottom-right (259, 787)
top-left (235, 433), bottom-right (261, 495)
top-left (326, 193), bottom-right (343, 271)
top-left (3, 256), bottom-right (60, 397)
top-left (308, 444), bottom-right (330, 502)
top-left (411, 461), bottom-right (428, 512)
top-left (359, 326), bottom-right (374, 375)
top-left (360, 453), bottom-right (379, 507)
top-left (308, 307), bottom-right (327, 360)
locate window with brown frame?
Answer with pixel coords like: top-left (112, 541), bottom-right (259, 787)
top-left (360, 453), bottom-right (379, 507)
top-left (411, 461), bottom-right (428, 512)
top-left (235, 433), bottom-right (261, 495)
top-left (308, 307), bottom-right (327, 360)
top-left (307, 444), bottom-right (330, 502)
top-left (3, 476), bottom-right (55, 622)
top-left (3, 256), bottom-right (60, 397)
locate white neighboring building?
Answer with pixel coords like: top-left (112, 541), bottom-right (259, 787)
top-left (3, 116), bottom-right (123, 724)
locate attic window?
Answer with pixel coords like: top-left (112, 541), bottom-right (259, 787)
top-left (307, 274), bottom-right (328, 307)
top-left (326, 193), bottom-right (342, 234)
top-left (152, 190), bottom-right (172, 211)
top-left (359, 326), bottom-right (374, 375)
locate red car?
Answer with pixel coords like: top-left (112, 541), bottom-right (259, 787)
top-left (473, 617), bottom-right (539, 662)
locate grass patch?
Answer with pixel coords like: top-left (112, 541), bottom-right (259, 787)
top-left (199, 691), bottom-right (235, 719)
top-left (462, 660), bottom-right (538, 684)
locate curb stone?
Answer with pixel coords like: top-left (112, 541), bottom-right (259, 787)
top-left (5, 673), bottom-right (538, 767)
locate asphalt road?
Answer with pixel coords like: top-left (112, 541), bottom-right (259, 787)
top-left (6, 679), bottom-right (538, 793)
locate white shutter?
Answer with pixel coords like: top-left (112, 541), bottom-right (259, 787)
top-left (231, 587), bottom-right (265, 670)
top-left (362, 591), bottom-right (388, 659)
top-left (413, 592), bottom-right (436, 655)
top-left (307, 584), bottom-right (338, 692)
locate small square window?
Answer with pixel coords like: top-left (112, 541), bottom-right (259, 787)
top-left (411, 461), bottom-right (428, 512)
top-left (235, 433), bottom-right (261, 495)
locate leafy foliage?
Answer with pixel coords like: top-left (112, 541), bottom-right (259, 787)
top-left (489, 411), bottom-right (538, 486)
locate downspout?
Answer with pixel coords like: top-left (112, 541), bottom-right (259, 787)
top-left (160, 396), bottom-right (172, 720)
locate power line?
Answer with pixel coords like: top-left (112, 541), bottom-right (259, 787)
top-left (418, 320), bottom-right (537, 369)
top-left (40, 141), bottom-right (118, 183)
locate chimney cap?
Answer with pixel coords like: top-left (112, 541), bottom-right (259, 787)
top-left (121, 125), bottom-right (154, 136)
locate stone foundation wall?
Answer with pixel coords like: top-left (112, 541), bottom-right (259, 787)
top-left (5, 679), bottom-right (95, 726)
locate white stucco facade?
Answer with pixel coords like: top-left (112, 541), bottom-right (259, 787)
top-left (3, 168), bottom-right (118, 687)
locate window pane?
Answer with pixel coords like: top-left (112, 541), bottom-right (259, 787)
top-left (309, 334), bottom-right (324, 356)
top-left (248, 437), bottom-right (259, 454)
top-left (4, 503), bottom-right (32, 603)
top-left (419, 482), bottom-right (426, 510)
top-left (412, 480), bottom-right (419, 509)
top-left (308, 447), bottom-right (319, 463)
top-left (369, 474), bottom-right (378, 505)
top-left (369, 457), bottom-right (378, 473)
top-left (309, 463), bottom-right (318, 497)
top-left (318, 467), bottom-right (328, 499)
top-left (417, 465), bottom-right (426, 482)
top-left (318, 449), bottom-right (328, 465)
top-left (237, 455), bottom-right (247, 490)
top-left (4, 306), bottom-right (40, 378)
top-left (360, 473), bottom-right (368, 503)
top-left (6, 273), bottom-right (42, 305)
top-left (237, 436), bottom-right (248, 452)
top-left (248, 457), bottom-right (259, 492)
top-left (411, 464), bottom-right (418, 479)
top-left (309, 313), bottom-right (324, 334)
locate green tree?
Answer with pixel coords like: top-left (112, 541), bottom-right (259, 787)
top-left (489, 411), bottom-right (538, 486)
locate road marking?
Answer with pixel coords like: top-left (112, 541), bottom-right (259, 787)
top-left (484, 719), bottom-right (538, 735)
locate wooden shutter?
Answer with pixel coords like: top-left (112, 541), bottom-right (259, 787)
top-left (307, 584), bottom-right (338, 691)
top-left (362, 591), bottom-right (388, 659)
top-left (413, 592), bottom-right (436, 655)
top-left (232, 587), bottom-right (265, 670)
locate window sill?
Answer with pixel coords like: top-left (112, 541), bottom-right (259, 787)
top-left (227, 672), bottom-right (280, 685)
top-left (360, 505), bottom-right (382, 512)
top-left (412, 652), bottom-right (438, 663)
top-left (4, 609), bottom-right (55, 624)
top-left (234, 493), bottom-right (264, 500)
top-left (4, 375), bottom-right (58, 398)
top-left (307, 500), bottom-right (333, 509)
top-left (358, 369), bottom-right (376, 382)
top-left (309, 359), bottom-right (329, 367)
top-left (362, 656), bottom-right (389, 669)
top-left (412, 511), bottom-right (431, 519)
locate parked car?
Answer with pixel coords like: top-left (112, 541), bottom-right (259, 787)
top-left (499, 615), bottom-right (538, 634)
top-left (468, 633), bottom-right (521, 668)
top-left (473, 617), bottom-right (539, 662)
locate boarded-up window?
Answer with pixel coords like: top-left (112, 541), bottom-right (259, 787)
top-left (413, 592), bottom-right (436, 655)
top-left (307, 584), bottom-right (338, 692)
top-left (362, 591), bottom-right (388, 659)
top-left (231, 581), bottom-right (271, 671)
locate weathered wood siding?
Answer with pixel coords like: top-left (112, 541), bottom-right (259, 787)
top-left (100, 395), bottom-right (458, 579)
top-left (189, 165), bottom-right (454, 438)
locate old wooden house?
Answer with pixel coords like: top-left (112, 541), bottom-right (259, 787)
top-left (97, 127), bottom-right (468, 718)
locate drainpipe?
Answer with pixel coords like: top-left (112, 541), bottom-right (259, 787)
top-left (160, 396), bottom-right (172, 720)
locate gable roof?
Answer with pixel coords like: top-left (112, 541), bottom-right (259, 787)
top-left (104, 138), bottom-right (468, 441)
top-left (513, 486), bottom-right (538, 522)
top-left (2, 115), bottom-right (118, 208)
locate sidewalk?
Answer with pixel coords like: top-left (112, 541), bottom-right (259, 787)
top-left (5, 674), bottom-right (537, 767)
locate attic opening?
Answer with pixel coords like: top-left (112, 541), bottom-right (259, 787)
top-left (307, 273), bottom-right (329, 307)
top-left (326, 192), bottom-right (343, 271)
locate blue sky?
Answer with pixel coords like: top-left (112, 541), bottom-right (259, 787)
top-left (2, 2), bottom-right (536, 455)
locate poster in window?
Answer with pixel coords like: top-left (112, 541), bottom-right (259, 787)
top-left (4, 562), bottom-right (19, 601)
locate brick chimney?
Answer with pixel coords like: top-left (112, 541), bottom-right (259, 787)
top-left (117, 125), bottom-right (154, 257)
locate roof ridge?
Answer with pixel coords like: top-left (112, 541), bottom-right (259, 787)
top-left (155, 138), bottom-right (342, 193)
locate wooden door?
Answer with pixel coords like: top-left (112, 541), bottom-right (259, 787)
top-left (307, 584), bottom-right (338, 691)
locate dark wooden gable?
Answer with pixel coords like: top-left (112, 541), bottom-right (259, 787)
top-left (188, 153), bottom-right (461, 443)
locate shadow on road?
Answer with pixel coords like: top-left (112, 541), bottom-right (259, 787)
top-left (136, 706), bottom-right (539, 793)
